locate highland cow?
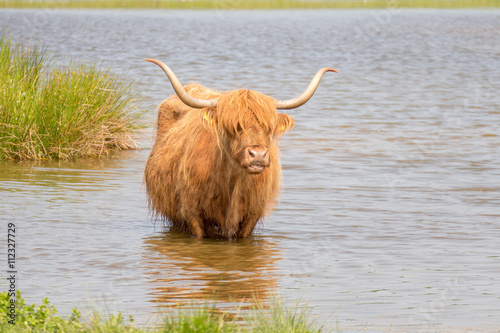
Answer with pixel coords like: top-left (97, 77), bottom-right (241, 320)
top-left (144, 59), bottom-right (336, 239)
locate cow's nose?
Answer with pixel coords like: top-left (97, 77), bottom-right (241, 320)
top-left (247, 146), bottom-right (269, 165)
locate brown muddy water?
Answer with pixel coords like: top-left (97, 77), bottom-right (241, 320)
top-left (1, 8), bottom-right (500, 331)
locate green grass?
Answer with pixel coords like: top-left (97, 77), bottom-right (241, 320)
top-left (162, 306), bottom-right (240, 333)
top-left (0, 0), bottom-right (499, 9)
top-left (0, 32), bottom-right (145, 160)
top-left (0, 291), bottom-right (329, 332)
top-left (250, 297), bottom-right (324, 333)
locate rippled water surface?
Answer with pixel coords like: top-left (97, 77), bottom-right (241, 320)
top-left (1, 8), bottom-right (500, 331)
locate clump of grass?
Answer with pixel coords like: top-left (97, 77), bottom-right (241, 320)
top-left (0, 291), bottom-right (328, 332)
top-left (0, 32), bottom-right (145, 160)
top-left (0, 291), bottom-right (142, 332)
top-left (162, 304), bottom-right (240, 333)
top-left (250, 297), bottom-right (324, 333)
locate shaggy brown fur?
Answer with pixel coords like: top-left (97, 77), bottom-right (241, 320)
top-left (144, 83), bottom-right (294, 239)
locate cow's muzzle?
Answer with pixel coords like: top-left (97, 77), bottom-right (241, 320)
top-left (243, 146), bottom-right (270, 174)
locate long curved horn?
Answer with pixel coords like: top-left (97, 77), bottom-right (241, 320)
top-left (145, 59), bottom-right (217, 109)
top-left (274, 67), bottom-right (338, 110)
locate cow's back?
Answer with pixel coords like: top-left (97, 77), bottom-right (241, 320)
top-left (156, 83), bottom-right (221, 138)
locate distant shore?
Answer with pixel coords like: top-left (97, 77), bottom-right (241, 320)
top-left (0, 0), bottom-right (499, 9)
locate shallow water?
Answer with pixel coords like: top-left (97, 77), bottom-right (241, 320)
top-left (1, 8), bottom-right (500, 331)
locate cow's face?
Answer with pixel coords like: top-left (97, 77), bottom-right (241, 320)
top-left (200, 89), bottom-right (294, 174)
top-left (201, 105), bottom-right (294, 175)
top-left (231, 113), bottom-right (293, 174)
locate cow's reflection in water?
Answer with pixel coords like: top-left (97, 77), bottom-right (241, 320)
top-left (142, 232), bottom-right (282, 309)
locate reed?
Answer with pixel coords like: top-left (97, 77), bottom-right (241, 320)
top-left (0, 0), bottom-right (498, 9)
top-left (0, 33), bottom-right (145, 160)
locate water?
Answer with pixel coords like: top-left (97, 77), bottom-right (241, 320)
top-left (1, 8), bottom-right (500, 331)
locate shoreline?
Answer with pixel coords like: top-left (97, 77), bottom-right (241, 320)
top-left (0, 0), bottom-right (499, 10)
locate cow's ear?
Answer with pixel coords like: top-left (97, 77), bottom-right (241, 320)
top-left (201, 108), bottom-right (217, 128)
top-left (275, 113), bottom-right (294, 135)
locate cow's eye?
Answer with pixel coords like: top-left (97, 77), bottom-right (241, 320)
top-left (236, 124), bottom-right (243, 133)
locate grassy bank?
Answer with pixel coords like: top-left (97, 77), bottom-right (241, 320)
top-left (0, 33), bottom-right (144, 160)
top-left (0, 0), bottom-right (499, 9)
top-left (0, 291), bottom-right (326, 332)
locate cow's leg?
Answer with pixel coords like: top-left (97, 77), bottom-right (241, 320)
top-left (188, 216), bottom-right (204, 238)
top-left (223, 180), bottom-right (241, 239)
top-left (237, 215), bottom-right (260, 238)
top-left (222, 217), bottom-right (238, 239)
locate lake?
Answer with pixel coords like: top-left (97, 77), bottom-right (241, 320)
top-left (1, 8), bottom-right (499, 331)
